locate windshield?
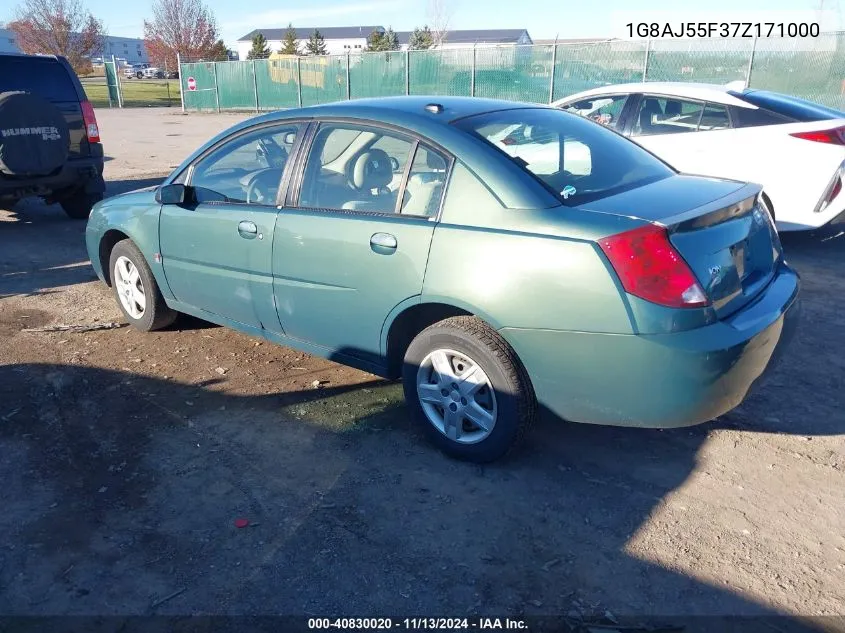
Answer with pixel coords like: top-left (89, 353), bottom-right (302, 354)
top-left (454, 108), bottom-right (673, 205)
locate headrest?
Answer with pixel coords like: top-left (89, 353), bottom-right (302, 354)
top-left (349, 149), bottom-right (393, 190)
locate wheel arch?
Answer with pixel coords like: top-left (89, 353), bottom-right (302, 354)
top-left (382, 298), bottom-right (508, 380)
top-left (99, 229), bottom-right (131, 286)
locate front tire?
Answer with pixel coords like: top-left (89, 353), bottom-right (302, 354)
top-left (402, 316), bottom-right (536, 462)
top-left (109, 239), bottom-right (176, 331)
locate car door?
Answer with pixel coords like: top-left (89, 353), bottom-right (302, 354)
top-left (159, 121), bottom-right (304, 330)
top-left (272, 121), bottom-right (452, 366)
top-left (626, 94), bottom-right (740, 178)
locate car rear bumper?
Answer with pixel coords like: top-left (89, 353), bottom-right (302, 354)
top-left (0, 146), bottom-right (105, 198)
top-left (500, 263), bottom-right (800, 428)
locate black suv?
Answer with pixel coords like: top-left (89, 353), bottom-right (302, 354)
top-left (0, 53), bottom-right (105, 219)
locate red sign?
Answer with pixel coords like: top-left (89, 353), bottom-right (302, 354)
top-left (187, 76), bottom-right (196, 91)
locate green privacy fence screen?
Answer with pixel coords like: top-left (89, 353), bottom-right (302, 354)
top-left (179, 32), bottom-right (845, 113)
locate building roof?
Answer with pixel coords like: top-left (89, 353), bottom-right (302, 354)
top-left (238, 26), bottom-right (382, 42)
top-left (533, 38), bottom-right (613, 45)
top-left (395, 28), bottom-right (529, 45)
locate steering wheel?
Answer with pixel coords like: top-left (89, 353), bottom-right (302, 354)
top-left (244, 169), bottom-right (280, 204)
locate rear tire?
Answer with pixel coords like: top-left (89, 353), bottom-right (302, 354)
top-left (60, 191), bottom-right (103, 219)
top-left (402, 316), bottom-right (536, 463)
top-left (109, 239), bottom-right (176, 331)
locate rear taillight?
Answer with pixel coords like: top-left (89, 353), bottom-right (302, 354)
top-left (598, 224), bottom-right (709, 309)
top-left (789, 125), bottom-right (845, 145)
top-left (80, 100), bottom-right (100, 143)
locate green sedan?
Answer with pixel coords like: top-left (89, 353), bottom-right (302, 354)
top-left (85, 96), bottom-right (800, 462)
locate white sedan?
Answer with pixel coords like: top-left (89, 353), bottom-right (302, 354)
top-left (552, 82), bottom-right (845, 231)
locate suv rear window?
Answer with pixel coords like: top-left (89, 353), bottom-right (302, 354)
top-left (454, 107), bottom-right (673, 205)
top-left (0, 56), bottom-right (78, 103)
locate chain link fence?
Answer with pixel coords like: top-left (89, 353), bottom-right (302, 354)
top-left (171, 32), bottom-right (845, 113)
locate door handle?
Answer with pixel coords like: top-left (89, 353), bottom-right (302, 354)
top-left (238, 220), bottom-right (258, 239)
top-left (370, 232), bottom-right (397, 254)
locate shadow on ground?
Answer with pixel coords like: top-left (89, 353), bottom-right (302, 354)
top-left (0, 207), bottom-right (841, 631)
top-left (0, 176), bottom-right (165, 298)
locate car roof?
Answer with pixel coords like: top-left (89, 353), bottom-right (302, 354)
top-left (271, 96), bottom-right (547, 124)
top-left (554, 81), bottom-right (757, 109)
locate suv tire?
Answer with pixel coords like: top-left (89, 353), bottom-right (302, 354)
top-left (60, 191), bottom-right (103, 219)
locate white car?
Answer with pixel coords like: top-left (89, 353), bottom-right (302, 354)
top-left (553, 82), bottom-right (845, 231)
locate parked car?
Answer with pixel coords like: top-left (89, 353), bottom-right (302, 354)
top-left (85, 97), bottom-right (799, 462)
top-left (123, 63), bottom-right (148, 79)
top-left (142, 67), bottom-right (165, 79)
top-left (553, 82), bottom-right (845, 232)
top-left (0, 52), bottom-right (105, 218)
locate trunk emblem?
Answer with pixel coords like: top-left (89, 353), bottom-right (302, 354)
top-left (708, 265), bottom-right (722, 277)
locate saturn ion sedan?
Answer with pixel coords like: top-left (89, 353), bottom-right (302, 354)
top-left (86, 97), bottom-right (800, 462)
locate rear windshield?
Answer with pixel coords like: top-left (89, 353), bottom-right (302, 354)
top-left (731, 89), bottom-right (845, 122)
top-left (0, 55), bottom-right (78, 102)
top-left (454, 108), bottom-right (673, 205)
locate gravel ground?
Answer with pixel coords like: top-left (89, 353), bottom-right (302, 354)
top-left (0, 109), bottom-right (843, 629)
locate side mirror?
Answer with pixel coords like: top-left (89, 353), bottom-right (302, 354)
top-left (156, 183), bottom-right (187, 205)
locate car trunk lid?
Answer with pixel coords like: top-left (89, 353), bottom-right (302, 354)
top-left (583, 175), bottom-right (781, 318)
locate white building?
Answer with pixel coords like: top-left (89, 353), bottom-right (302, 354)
top-left (396, 29), bottom-right (532, 50)
top-left (236, 26), bottom-right (383, 59)
top-left (0, 29), bottom-right (148, 65)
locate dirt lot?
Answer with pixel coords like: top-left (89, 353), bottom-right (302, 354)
top-left (0, 109), bottom-right (844, 628)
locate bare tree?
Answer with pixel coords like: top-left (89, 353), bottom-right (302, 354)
top-left (143, 0), bottom-right (218, 69)
top-left (8, 0), bottom-right (105, 75)
top-left (427, 0), bottom-right (454, 47)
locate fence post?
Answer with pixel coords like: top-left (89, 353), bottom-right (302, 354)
top-left (112, 55), bottom-right (123, 108)
top-left (548, 38), bottom-right (558, 104)
top-left (213, 62), bottom-right (220, 113)
top-left (252, 59), bottom-right (259, 112)
top-left (471, 44), bottom-right (477, 97)
top-left (346, 54), bottom-right (351, 100)
top-left (296, 56), bottom-right (303, 107)
top-left (745, 35), bottom-right (758, 89)
top-left (642, 38), bottom-right (650, 82)
top-left (177, 53), bottom-right (185, 113)
top-left (405, 49), bottom-right (411, 95)
top-left (164, 59), bottom-right (172, 106)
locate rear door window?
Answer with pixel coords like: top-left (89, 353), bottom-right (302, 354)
top-left (0, 56), bottom-right (78, 102)
top-left (633, 97), bottom-right (704, 136)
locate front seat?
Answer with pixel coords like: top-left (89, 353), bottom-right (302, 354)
top-left (342, 149), bottom-right (395, 212)
top-left (638, 98), bottom-right (663, 135)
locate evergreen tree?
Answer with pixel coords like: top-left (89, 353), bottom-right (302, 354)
top-left (305, 29), bottom-right (328, 55)
top-left (278, 23), bottom-right (300, 55)
top-left (408, 25), bottom-right (434, 50)
top-left (246, 32), bottom-right (270, 59)
top-left (365, 29), bottom-right (386, 51)
top-left (384, 26), bottom-right (400, 51)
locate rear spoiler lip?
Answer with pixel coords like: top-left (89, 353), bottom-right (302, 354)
top-left (647, 181), bottom-right (763, 230)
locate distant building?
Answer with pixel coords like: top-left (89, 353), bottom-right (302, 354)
top-left (396, 29), bottom-right (532, 50)
top-left (0, 28), bottom-right (19, 54)
top-left (95, 36), bottom-right (148, 65)
top-left (236, 27), bottom-right (533, 59)
top-left (0, 29), bottom-right (148, 65)
top-left (236, 26), bottom-right (383, 59)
